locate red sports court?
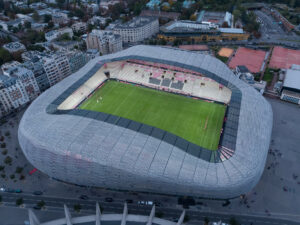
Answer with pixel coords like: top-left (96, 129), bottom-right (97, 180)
top-left (269, 46), bottom-right (300, 69)
top-left (229, 47), bottom-right (267, 73)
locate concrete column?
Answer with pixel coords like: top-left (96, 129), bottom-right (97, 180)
top-left (28, 209), bottom-right (40, 225)
top-left (64, 204), bottom-right (73, 225)
top-left (176, 210), bottom-right (185, 225)
top-left (146, 205), bottom-right (155, 225)
top-left (121, 202), bottom-right (128, 225)
top-left (96, 202), bottom-right (101, 225)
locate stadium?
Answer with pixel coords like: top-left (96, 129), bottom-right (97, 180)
top-left (18, 45), bottom-right (273, 199)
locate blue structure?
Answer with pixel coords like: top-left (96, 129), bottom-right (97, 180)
top-left (183, 0), bottom-right (195, 8)
top-left (146, 0), bottom-right (161, 9)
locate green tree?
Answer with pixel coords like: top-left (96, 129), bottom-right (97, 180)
top-left (15, 167), bottom-right (23, 174)
top-left (155, 211), bottom-right (164, 218)
top-left (37, 200), bottom-right (45, 208)
top-left (56, 0), bottom-right (66, 9)
top-left (47, 21), bottom-right (54, 29)
top-left (16, 198), bottom-right (23, 206)
top-left (0, 0), bottom-right (4, 10)
top-left (74, 204), bottom-right (81, 212)
top-left (57, 33), bottom-right (71, 41)
top-left (183, 215), bottom-right (189, 223)
top-left (4, 156), bottom-right (12, 165)
top-left (44, 14), bottom-right (52, 23)
top-left (32, 11), bottom-right (40, 22)
top-left (229, 217), bottom-right (239, 225)
top-left (0, 48), bottom-right (13, 64)
top-left (204, 217), bottom-right (209, 225)
top-left (24, 21), bottom-right (31, 29)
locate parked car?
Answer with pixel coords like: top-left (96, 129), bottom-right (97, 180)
top-left (33, 206), bottom-right (41, 210)
top-left (105, 197), bottom-right (113, 202)
top-left (15, 189), bottom-right (22, 193)
top-left (126, 199), bottom-right (133, 204)
top-left (80, 195), bottom-right (89, 200)
top-left (33, 191), bottom-right (43, 195)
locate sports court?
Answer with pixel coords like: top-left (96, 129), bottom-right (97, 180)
top-left (179, 45), bottom-right (209, 51)
top-left (269, 46), bottom-right (300, 69)
top-left (218, 47), bottom-right (234, 58)
top-left (79, 80), bottom-right (226, 150)
top-left (229, 47), bottom-right (267, 73)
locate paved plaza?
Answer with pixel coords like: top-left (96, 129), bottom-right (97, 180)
top-left (0, 97), bottom-right (300, 223)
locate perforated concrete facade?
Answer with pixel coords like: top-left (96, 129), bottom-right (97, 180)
top-left (18, 45), bottom-right (273, 199)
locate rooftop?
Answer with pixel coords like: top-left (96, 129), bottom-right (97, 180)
top-left (219, 28), bottom-right (244, 34)
top-left (114, 16), bottom-right (157, 29)
top-left (283, 67), bottom-right (300, 90)
top-left (3, 42), bottom-right (26, 51)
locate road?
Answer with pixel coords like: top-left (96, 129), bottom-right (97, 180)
top-left (0, 192), bottom-right (299, 225)
top-left (254, 10), bottom-right (300, 46)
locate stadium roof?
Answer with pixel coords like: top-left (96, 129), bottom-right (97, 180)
top-left (18, 45), bottom-right (273, 199)
top-left (283, 68), bottom-right (300, 91)
top-left (219, 28), bottom-right (244, 34)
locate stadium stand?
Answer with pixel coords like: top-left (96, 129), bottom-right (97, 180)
top-left (59, 61), bottom-right (232, 110)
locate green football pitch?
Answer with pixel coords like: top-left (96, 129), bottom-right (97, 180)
top-left (79, 80), bottom-right (226, 150)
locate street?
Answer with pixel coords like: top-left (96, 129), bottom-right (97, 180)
top-left (0, 191), bottom-right (298, 225)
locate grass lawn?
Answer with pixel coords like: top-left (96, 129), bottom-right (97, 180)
top-left (263, 68), bottom-right (274, 84)
top-left (79, 80), bottom-right (226, 150)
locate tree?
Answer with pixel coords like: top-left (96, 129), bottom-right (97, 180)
top-left (57, 33), bottom-right (71, 41)
top-left (204, 217), bottom-right (210, 225)
top-left (0, 48), bottom-right (12, 65)
top-left (16, 198), bottom-right (23, 206)
top-left (4, 156), bottom-right (12, 165)
top-left (47, 21), bottom-right (54, 29)
top-left (15, 167), bottom-right (23, 174)
top-left (74, 204), bottom-right (81, 212)
top-left (183, 215), bottom-right (189, 223)
top-left (44, 14), bottom-right (52, 23)
top-left (32, 11), bottom-right (40, 22)
top-left (233, 9), bottom-right (242, 23)
top-left (24, 21), bottom-right (31, 29)
top-left (37, 200), bottom-right (45, 208)
top-left (0, 0), bottom-right (4, 10)
top-left (56, 0), bottom-right (66, 9)
top-left (22, 30), bottom-right (46, 45)
top-left (27, 45), bottom-right (45, 52)
top-left (87, 24), bottom-right (95, 32)
top-left (155, 211), bottom-right (164, 218)
top-left (229, 217), bottom-right (239, 225)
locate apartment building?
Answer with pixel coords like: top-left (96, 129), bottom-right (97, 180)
top-left (113, 16), bottom-right (159, 43)
top-left (0, 75), bottom-right (30, 115)
top-left (42, 53), bottom-right (71, 86)
top-left (66, 51), bottom-right (91, 73)
top-left (71, 22), bottom-right (87, 33)
top-left (86, 30), bottom-right (122, 55)
top-left (3, 42), bottom-right (26, 54)
top-left (45, 27), bottom-right (74, 42)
